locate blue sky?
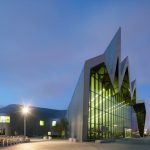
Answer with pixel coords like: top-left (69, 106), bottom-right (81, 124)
top-left (0, 0), bottom-right (150, 128)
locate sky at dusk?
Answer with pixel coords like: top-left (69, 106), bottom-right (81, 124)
top-left (0, 0), bottom-right (150, 128)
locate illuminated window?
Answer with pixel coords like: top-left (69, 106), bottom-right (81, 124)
top-left (0, 116), bottom-right (10, 123)
top-left (48, 131), bottom-right (51, 136)
top-left (52, 121), bottom-right (56, 126)
top-left (39, 120), bottom-right (44, 126)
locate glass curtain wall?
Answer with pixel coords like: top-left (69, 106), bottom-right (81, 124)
top-left (88, 63), bottom-right (132, 141)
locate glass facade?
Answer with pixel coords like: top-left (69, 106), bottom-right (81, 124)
top-left (88, 63), bottom-right (133, 140)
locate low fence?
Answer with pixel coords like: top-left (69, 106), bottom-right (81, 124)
top-left (0, 136), bottom-right (30, 147)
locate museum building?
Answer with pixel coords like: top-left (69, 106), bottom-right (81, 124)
top-left (68, 28), bottom-right (146, 141)
top-left (0, 28), bottom-right (146, 142)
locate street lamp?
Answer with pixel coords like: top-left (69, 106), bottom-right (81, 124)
top-left (22, 105), bottom-right (29, 136)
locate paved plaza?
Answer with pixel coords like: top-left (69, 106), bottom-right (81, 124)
top-left (1, 139), bottom-right (150, 150)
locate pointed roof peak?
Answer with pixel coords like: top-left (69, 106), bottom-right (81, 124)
top-left (110, 27), bottom-right (121, 44)
top-left (104, 27), bottom-right (121, 77)
top-left (131, 80), bottom-right (136, 87)
top-left (114, 26), bottom-right (121, 42)
top-left (120, 56), bottom-right (128, 74)
top-left (132, 79), bottom-right (136, 83)
top-left (104, 27), bottom-right (121, 54)
top-left (117, 27), bottom-right (121, 33)
top-left (122, 56), bottom-right (128, 62)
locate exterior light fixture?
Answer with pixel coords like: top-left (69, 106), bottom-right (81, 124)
top-left (22, 105), bottom-right (30, 136)
top-left (22, 106), bottom-right (29, 115)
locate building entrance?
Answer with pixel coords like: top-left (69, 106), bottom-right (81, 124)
top-left (125, 128), bottom-right (131, 138)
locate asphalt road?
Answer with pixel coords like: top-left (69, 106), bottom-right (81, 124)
top-left (1, 140), bottom-right (150, 150)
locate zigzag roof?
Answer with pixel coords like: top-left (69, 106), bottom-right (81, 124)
top-left (85, 28), bottom-right (136, 99)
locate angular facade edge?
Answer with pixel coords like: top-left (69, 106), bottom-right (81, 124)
top-left (68, 28), bottom-right (146, 142)
top-left (67, 68), bottom-right (84, 141)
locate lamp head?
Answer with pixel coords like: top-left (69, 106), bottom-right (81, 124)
top-left (22, 106), bottom-right (29, 115)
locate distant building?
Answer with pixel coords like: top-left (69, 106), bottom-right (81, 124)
top-left (68, 28), bottom-right (146, 141)
top-left (0, 104), bottom-right (67, 136)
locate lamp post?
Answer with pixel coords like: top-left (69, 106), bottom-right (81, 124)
top-left (22, 106), bottom-right (29, 136)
